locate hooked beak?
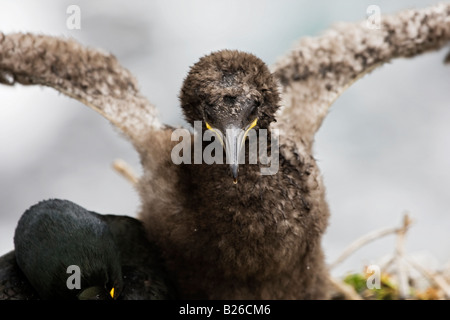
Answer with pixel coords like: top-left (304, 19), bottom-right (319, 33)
top-left (225, 126), bottom-right (244, 184)
top-left (77, 286), bottom-right (111, 300)
top-left (206, 119), bottom-right (258, 184)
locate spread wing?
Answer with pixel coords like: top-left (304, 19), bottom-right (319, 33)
top-left (272, 3), bottom-right (450, 152)
top-left (0, 32), bottom-right (162, 153)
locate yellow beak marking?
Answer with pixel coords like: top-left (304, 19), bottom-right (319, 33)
top-left (205, 121), bottom-right (224, 146)
top-left (241, 118), bottom-right (258, 145)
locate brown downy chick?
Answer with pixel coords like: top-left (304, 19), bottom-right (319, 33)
top-left (140, 50), bottom-right (330, 299)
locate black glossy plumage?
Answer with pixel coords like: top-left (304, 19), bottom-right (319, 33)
top-left (98, 214), bottom-right (176, 300)
top-left (0, 251), bottom-right (39, 300)
top-left (0, 199), bottom-right (175, 300)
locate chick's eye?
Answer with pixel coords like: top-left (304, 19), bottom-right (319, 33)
top-left (203, 107), bottom-right (212, 120)
top-left (248, 103), bottom-right (258, 121)
top-left (203, 108), bottom-right (216, 129)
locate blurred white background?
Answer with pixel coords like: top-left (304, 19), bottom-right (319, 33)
top-left (0, 0), bottom-right (449, 277)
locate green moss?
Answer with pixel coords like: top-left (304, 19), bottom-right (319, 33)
top-left (343, 271), bottom-right (400, 300)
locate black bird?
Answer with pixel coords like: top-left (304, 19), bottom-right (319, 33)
top-left (0, 199), bottom-right (175, 300)
top-left (0, 251), bottom-right (39, 300)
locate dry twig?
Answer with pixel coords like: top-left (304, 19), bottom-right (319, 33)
top-left (112, 159), bottom-right (139, 186)
top-left (394, 214), bottom-right (412, 299)
top-left (404, 255), bottom-right (450, 299)
top-left (329, 215), bottom-right (413, 270)
top-left (328, 275), bottom-right (363, 300)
